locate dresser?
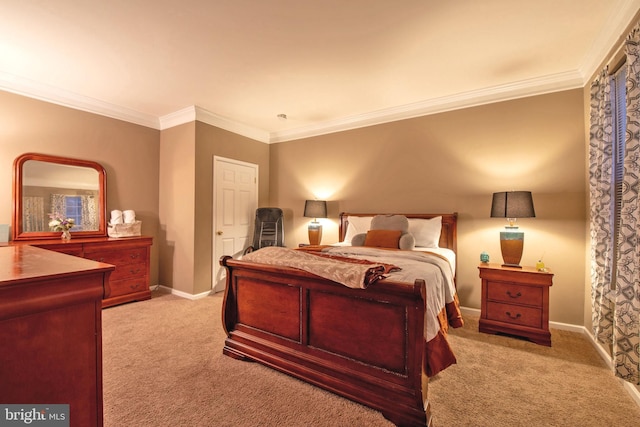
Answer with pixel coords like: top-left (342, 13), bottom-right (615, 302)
top-left (14, 236), bottom-right (152, 308)
top-left (478, 263), bottom-right (554, 346)
top-left (0, 245), bottom-right (114, 427)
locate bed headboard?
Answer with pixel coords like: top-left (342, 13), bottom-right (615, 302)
top-left (338, 212), bottom-right (458, 253)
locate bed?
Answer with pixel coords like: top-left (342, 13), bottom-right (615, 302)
top-left (220, 212), bottom-right (461, 427)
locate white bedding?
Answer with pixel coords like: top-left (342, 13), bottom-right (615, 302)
top-left (321, 245), bottom-right (457, 342)
top-left (330, 242), bottom-right (456, 278)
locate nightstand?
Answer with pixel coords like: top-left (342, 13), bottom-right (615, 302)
top-left (478, 263), bottom-right (554, 346)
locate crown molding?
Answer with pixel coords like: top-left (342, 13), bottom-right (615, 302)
top-left (158, 105), bottom-right (270, 142)
top-left (194, 108), bottom-right (270, 142)
top-left (0, 68), bottom-right (586, 144)
top-left (268, 71), bottom-right (584, 143)
top-left (5, 0), bottom-right (638, 146)
top-left (578, 0), bottom-right (640, 83)
top-left (158, 106), bottom-right (197, 129)
top-left (0, 70), bottom-right (160, 129)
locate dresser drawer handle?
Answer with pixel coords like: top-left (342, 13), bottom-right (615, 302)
top-left (505, 311), bottom-right (522, 320)
top-left (130, 282), bottom-right (141, 290)
top-left (506, 291), bottom-right (522, 299)
top-left (129, 268), bottom-right (141, 275)
top-left (130, 253), bottom-right (140, 260)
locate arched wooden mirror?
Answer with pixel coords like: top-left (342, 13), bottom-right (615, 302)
top-left (12, 153), bottom-right (107, 241)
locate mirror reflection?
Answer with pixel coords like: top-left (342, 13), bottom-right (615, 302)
top-left (22, 161), bottom-right (100, 232)
top-left (13, 153), bottom-right (107, 240)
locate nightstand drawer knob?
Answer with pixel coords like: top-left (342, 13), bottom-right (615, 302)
top-left (506, 291), bottom-right (522, 299)
top-left (506, 311), bottom-right (522, 320)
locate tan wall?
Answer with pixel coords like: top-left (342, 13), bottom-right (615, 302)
top-left (0, 87), bottom-right (589, 326)
top-left (270, 89), bottom-right (586, 325)
top-left (193, 122), bottom-right (270, 294)
top-left (158, 123), bottom-right (196, 294)
top-left (0, 91), bottom-right (160, 286)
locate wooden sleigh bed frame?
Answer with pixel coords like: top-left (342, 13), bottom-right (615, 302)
top-left (220, 213), bottom-right (458, 427)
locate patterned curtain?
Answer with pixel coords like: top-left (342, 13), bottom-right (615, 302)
top-left (81, 195), bottom-right (98, 230)
top-left (50, 194), bottom-right (66, 221)
top-left (22, 196), bottom-right (45, 232)
top-left (588, 69), bottom-right (615, 347)
top-left (589, 22), bottom-right (640, 385)
top-left (614, 24), bottom-right (640, 384)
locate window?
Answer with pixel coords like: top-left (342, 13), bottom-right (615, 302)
top-left (610, 63), bottom-right (626, 288)
top-left (64, 196), bottom-right (84, 231)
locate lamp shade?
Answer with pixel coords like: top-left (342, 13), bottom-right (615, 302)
top-left (304, 200), bottom-right (327, 219)
top-left (490, 191), bottom-right (535, 219)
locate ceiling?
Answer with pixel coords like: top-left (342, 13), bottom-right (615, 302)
top-left (0, 0), bottom-right (638, 143)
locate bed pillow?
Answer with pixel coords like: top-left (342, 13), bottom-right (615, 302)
top-left (408, 216), bottom-right (442, 248)
top-left (398, 233), bottom-right (416, 250)
top-left (370, 214), bottom-right (409, 233)
top-left (343, 216), bottom-right (373, 242)
top-left (363, 229), bottom-right (402, 248)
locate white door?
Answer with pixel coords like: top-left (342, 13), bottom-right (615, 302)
top-left (212, 156), bottom-right (258, 292)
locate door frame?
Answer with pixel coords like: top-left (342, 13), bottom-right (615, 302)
top-left (212, 156), bottom-right (259, 293)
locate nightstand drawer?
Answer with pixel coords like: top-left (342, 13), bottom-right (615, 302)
top-left (486, 281), bottom-right (543, 306)
top-left (486, 301), bottom-right (542, 328)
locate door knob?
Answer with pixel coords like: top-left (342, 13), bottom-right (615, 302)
top-left (217, 231), bottom-right (223, 235)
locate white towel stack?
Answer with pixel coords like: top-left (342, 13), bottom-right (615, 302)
top-left (110, 210), bottom-right (123, 224)
top-left (123, 210), bottom-right (136, 224)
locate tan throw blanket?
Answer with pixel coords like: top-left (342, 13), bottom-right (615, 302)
top-left (241, 246), bottom-right (396, 288)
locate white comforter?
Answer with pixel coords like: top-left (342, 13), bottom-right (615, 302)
top-left (320, 246), bottom-right (457, 342)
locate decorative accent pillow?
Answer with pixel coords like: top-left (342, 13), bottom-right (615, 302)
top-left (398, 233), bottom-right (416, 250)
top-left (344, 216), bottom-right (373, 242)
top-left (363, 229), bottom-right (402, 248)
top-left (408, 216), bottom-right (442, 248)
top-left (370, 215), bottom-right (409, 233)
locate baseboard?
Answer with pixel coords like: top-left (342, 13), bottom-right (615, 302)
top-left (154, 285), bottom-right (212, 300)
top-left (581, 325), bottom-right (640, 408)
top-left (460, 305), bottom-right (640, 407)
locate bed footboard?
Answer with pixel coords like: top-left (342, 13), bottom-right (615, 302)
top-left (220, 256), bottom-right (433, 427)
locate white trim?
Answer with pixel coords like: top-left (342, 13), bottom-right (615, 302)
top-left (158, 106), bottom-right (270, 142)
top-left (268, 71), bottom-right (584, 143)
top-left (195, 107), bottom-right (270, 142)
top-left (461, 304), bottom-right (640, 408)
top-left (2, 0), bottom-right (637, 143)
top-left (582, 327), bottom-right (640, 408)
top-left (0, 70), bottom-right (160, 129)
top-left (579, 0), bottom-right (640, 82)
top-left (156, 285), bottom-right (211, 300)
top-left (158, 106), bottom-right (197, 129)
top-left (459, 306), bottom-right (481, 318)
top-left (0, 70), bottom-right (587, 143)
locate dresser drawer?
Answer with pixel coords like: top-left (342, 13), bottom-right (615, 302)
top-left (33, 243), bottom-right (84, 257)
top-left (486, 281), bottom-right (543, 306)
top-left (84, 247), bottom-right (147, 266)
top-left (109, 277), bottom-right (147, 298)
top-left (109, 262), bottom-right (146, 281)
top-left (486, 301), bottom-right (542, 328)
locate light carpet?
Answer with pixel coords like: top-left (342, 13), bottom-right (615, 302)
top-left (102, 290), bottom-right (640, 426)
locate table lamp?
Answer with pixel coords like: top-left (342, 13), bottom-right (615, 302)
top-left (304, 200), bottom-right (327, 245)
top-left (490, 191), bottom-right (535, 268)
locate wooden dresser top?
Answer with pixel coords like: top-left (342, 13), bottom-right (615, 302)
top-left (0, 245), bottom-right (114, 286)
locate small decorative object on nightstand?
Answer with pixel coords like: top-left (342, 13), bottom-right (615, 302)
top-left (478, 263), bottom-right (553, 346)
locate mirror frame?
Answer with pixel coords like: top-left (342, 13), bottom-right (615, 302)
top-left (12, 153), bottom-right (107, 241)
